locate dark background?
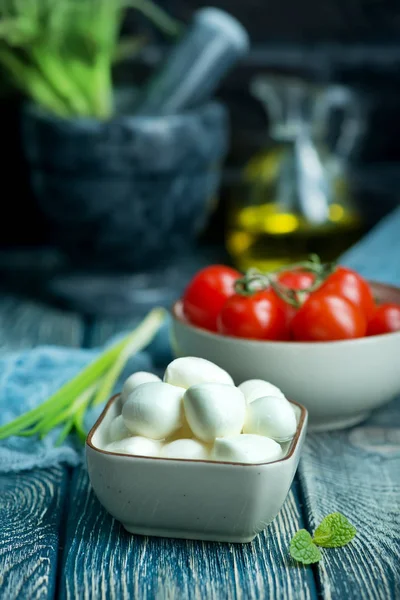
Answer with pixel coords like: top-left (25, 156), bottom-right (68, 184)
top-left (2, 0), bottom-right (400, 248)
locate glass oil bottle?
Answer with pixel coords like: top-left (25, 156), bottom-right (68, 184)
top-left (226, 76), bottom-right (365, 272)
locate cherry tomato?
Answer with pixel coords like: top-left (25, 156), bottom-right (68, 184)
top-left (291, 293), bottom-right (367, 341)
top-left (278, 270), bottom-right (315, 290)
top-left (273, 270), bottom-right (316, 334)
top-left (182, 265), bottom-right (241, 332)
top-left (317, 266), bottom-right (375, 320)
top-left (367, 303), bottom-right (400, 336)
top-left (277, 270), bottom-right (316, 332)
top-left (217, 290), bottom-right (288, 340)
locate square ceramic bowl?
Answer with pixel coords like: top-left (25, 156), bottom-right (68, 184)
top-left (86, 395), bottom-right (307, 543)
top-left (171, 281), bottom-right (400, 432)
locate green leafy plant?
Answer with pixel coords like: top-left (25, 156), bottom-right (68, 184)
top-left (0, 307), bottom-right (166, 444)
top-left (290, 513), bottom-right (357, 565)
top-left (0, 0), bottom-right (181, 119)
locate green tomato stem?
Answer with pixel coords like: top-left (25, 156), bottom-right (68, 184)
top-left (235, 255), bottom-right (337, 308)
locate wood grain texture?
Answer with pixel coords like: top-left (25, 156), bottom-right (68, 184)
top-left (0, 295), bottom-right (83, 353)
top-left (299, 397), bottom-right (400, 600)
top-left (0, 467), bottom-right (68, 600)
top-left (60, 467), bottom-right (316, 600)
top-left (0, 296), bottom-right (84, 600)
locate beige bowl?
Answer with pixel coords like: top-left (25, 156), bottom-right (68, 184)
top-left (86, 395), bottom-right (307, 543)
top-left (171, 282), bottom-right (400, 432)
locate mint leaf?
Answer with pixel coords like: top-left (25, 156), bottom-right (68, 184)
top-left (313, 513), bottom-right (356, 548)
top-left (290, 529), bottom-right (322, 564)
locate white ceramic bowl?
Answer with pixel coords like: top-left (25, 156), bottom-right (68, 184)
top-left (86, 395), bottom-right (307, 543)
top-left (171, 282), bottom-right (400, 432)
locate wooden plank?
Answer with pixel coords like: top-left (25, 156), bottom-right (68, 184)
top-left (60, 466), bottom-right (316, 600)
top-left (0, 467), bottom-right (68, 600)
top-left (0, 295), bottom-right (83, 352)
top-left (298, 397), bottom-right (400, 600)
top-left (0, 295), bottom-right (84, 600)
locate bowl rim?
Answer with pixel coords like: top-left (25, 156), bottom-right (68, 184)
top-left (86, 394), bottom-right (307, 468)
top-left (171, 280), bottom-right (400, 348)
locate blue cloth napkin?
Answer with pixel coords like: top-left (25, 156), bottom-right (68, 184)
top-left (341, 205), bottom-right (400, 285)
top-left (1, 207), bottom-right (399, 473)
top-left (0, 321), bottom-right (173, 473)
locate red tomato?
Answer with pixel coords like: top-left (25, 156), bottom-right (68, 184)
top-left (317, 266), bottom-right (375, 320)
top-left (277, 270), bottom-right (316, 332)
top-left (291, 293), bottom-right (367, 341)
top-left (182, 265), bottom-right (241, 332)
top-left (278, 270), bottom-right (315, 290)
top-left (217, 290), bottom-right (288, 340)
top-left (367, 303), bottom-right (400, 336)
top-left (284, 304), bottom-right (298, 333)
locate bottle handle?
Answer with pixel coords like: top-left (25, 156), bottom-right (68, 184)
top-left (250, 76), bottom-right (304, 138)
top-left (250, 78), bottom-right (283, 127)
top-left (313, 86), bottom-right (365, 160)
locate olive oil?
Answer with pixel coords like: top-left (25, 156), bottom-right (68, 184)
top-left (226, 149), bottom-right (364, 272)
top-left (226, 199), bottom-right (363, 272)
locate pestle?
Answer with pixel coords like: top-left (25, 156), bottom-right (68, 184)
top-left (134, 7), bottom-right (250, 116)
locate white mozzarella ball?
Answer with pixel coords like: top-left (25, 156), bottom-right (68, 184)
top-left (121, 371), bottom-right (161, 405)
top-left (108, 415), bottom-right (131, 443)
top-left (161, 439), bottom-right (209, 460)
top-left (243, 395), bottom-right (297, 441)
top-left (105, 436), bottom-right (161, 457)
top-left (183, 383), bottom-right (245, 443)
top-left (165, 419), bottom-right (194, 442)
top-left (122, 381), bottom-right (183, 440)
top-left (211, 434), bottom-right (282, 464)
top-left (164, 357), bottom-right (234, 389)
top-left (238, 379), bottom-right (285, 404)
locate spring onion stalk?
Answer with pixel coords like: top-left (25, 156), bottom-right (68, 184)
top-left (72, 386), bottom-right (98, 443)
top-left (92, 307), bottom-right (166, 407)
top-left (0, 336), bottom-right (128, 439)
top-left (0, 0), bottom-right (181, 119)
top-left (127, 0), bottom-right (181, 36)
top-left (0, 307), bottom-right (167, 442)
top-left (0, 48), bottom-right (71, 117)
top-left (56, 416), bottom-right (75, 446)
top-left (38, 381), bottom-right (101, 438)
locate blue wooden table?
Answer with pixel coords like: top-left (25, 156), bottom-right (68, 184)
top-left (1, 208), bottom-right (400, 600)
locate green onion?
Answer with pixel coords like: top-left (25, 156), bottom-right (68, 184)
top-left (0, 0), bottom-right (181, 119)
top-left (92, 308), bottom-right (166, 408)
top-left (0, 307), bottom-right (167, 443)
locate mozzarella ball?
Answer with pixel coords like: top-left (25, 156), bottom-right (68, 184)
top-left (122, 381), bottom-right (183, 440)
top-left (105, 436), bottom-right (161, 457)
top-left (161, 439), bottom-right (209, 460)
top-left (164, 357), bottom-right (234, 389)
top-left (165, 419), bottom-right (194, 442)
top-left (183, 383), bottom-right (245, 443)
top-left (243, 395), bottom-right (297, 441)
top-left (238, 379), bottom-right (285, 404)
top-left (121, 371), bottom-right (161, 405)
top-left (108, 415), bottom-right (131, 443)
top-left (211, 434), bottom-right (282, 464)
